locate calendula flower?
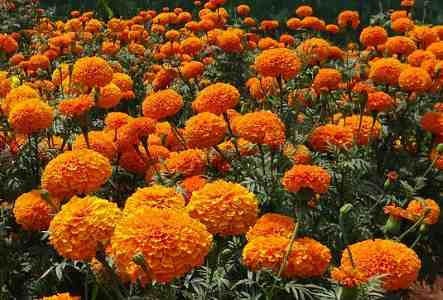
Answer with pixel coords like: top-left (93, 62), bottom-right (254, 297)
top-left (243, 236), bottom-right (331, 278)
top-left (309, 124), bottom-right (353, 152)
top-left (111, 208), bottom-right (212, 284)
top-left (164, 149), bottom-right (206, 176)
top-left (367, 91), bottom-right (395, 113)
top-left (398, 67), bottom-right (432, 93)
top-left (2, 84), bottom-right (40, 116)
top-left (369, 58), bottom-right (404, 86)
top-left (49, 196), bottom-right (122, 261)
top-left (192, 83), bottom-right (240, 114)
top-left (332, 239), bottom-right (421, 291)
top-left (42, 149), bottom-right (112, 199)
top-left (58, 95), bottom-right (94, 118)
top-left (71, 56), bottom-right (113, 88)
top-left (337, 10), bottom-right (360, 29)
top-left (359, 26), bottom-right (388, 47)
top-left (184, 112), bottom-right (227, 149)
top-left (254, 48), bottom-right (301, 80)
top-left (187, 180), bottom-right (258, 235)
top-left (8, 98), bottom-right (53, 134)
top-left (13, 190), bottom-right (58, 231)
top-left (312, 68), bottom-right (342, 93)
top-left (124, 185), bottom-right (185, 214)
top-left (246, 213), bottom-right (295, 241)
top-left (282, 164), bottom-right (331, 194)
top-left (142, 89), bottom-right (183, 120)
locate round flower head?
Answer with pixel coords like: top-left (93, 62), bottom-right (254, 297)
top-left (72, 130), bottom-right (116, 160)
top-left (296, 38), bottom-right (330, 65)
top-left (111, 208), bottom-right (212, 284)
top-left (97, 83), bottom-right (122, 109)
top-left (406, 198), bottom-right (440, 225)
top-left (408, 26), bottom-right (439, 49)
top-left (42, 293), bottom-right (80, 300)
top-left (282, 164), bottom-right (331, 194)
top-left (254, 48), bottom-right (301, 80)
top-left (8, 98), bottom-right (53, 134)
top-left (337, 10), bottom-right (360, 29)
top-left (421, 112), bottom-right (443, 135)
top-left (359, 26), bottom-right (388, 47)
top-left (367, 91), bottom-right (395, 113)
top-left (242, 236), bottom-right (331, 278)
top-left (105, 112), bottom-right (132, 130)
top-left (112, 72), bottom-right (133, 92)
top-left (427, 41), bottom-right (443, 59)
top-left (13, 190), bottom-right (58, 231)
top-left (385, 36), bottom-right (417, 56)
top-left (142, 89), bottom-right (183, 120)
top-left (2, 85), bottom-right (40, 116)
top-left (187, 180), bottom-right (258, 236)
top-left (217, 30), bottom-right (243, 53)
top-left (164, 149), bottom-right (207, 177)
top-left (312, 68), bottom-right (342, 93)
top-left (391, 17), bottom-right (414, 33)
top-left (192, 83), bottom-right (240, 114)
top-left (58, 95), bottom-right (94, 118)
top-left (369, 58), bottom-right (404, 86)
top-left (407, 50), bottom-right (436, 67)
top-left (398, 66), bottom-right (432, 93)
top-left (124, 185), bottom-right (185, 214)
top-left (233, 111), bottom-right (285, 148)
top-left (180, 61), bottom-right (205, 79)
top-left (338, 115), bottom-right (381, 145)
top-left (71, 56), bottom-right (113, 88)
top-left (180, 175), bottom-right (207, 200)
top-left (300, 16), bottom-right (325, 31)
top-left (116, 117), bottom-right (157, 151)
top-left (49, 196), bottom-right (122, 261)
top-left (246, 213), bottom-right (295, 241)
top-left (41, 149), bottom-right (112, 199)
top-left (184, 112), bottom-right (227, 149)
top-left (295, 5), bottom-right (313, 18)
top-left (309, 124), bottom-right (353, 152)
top-left (180, 37), bottom-right (204, 56)
top-left (332, 239), bottom-right (421, 291)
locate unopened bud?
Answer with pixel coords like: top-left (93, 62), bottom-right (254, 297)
top-left (340, 204), bottom-right (353, 217)
top-left (132, 252), bottom-right (146, 266)
top-left (383, 216), bottom-right (401, 235)
top-left (436, 143), bottom-right (443, 154)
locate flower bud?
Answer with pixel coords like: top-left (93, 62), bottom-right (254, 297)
top-left (383, 216), bottom-right (401, 235)
top-left (436, 143), bottom-right (443, 154)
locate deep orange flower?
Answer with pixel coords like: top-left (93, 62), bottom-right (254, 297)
top-left (246, 76), bottom-right (279, 101)
top-left (426, 41), bottom-right (443, 59)
top-left (105, 112), bottom-right (132, 130)
top-left (338, 115), bottom-right (381, 145)
top-left (398, 66), bottom-right (432, 93)
top-left (71, 56), bottom-right (113, 88)
top-left (192, 83), bottom-right (240, 114)
top-left (180, 61), bottom-right (204, 79)
top-left (408, 25), bottom-right (439, 48)
top-left (97, 83), bottom-right (122, 109)
top-left (8, 98), bottom-right (53, 134)
top-left (406, 198), bottom-right (440, 225)
top-left (296, 38), bottom-right (330, 65)
top-left (254, 48), bottom-right (301, 80)
top-left (217, 30), bottom-right (243, 53)
top-left (246, 213), bottom-right (295, 241)
top-left (407, 50), bottom-right (436, 67)
top-left (163, 149), bottom-right (206, 176)
top-left (369, 58), bottom-right (404, 86)
top-left (116, 117), bottom-right (157, 151)
top-left (179, 175), bottom-right (207, 200)
top-left (300, 16), bottom-right (325, 31)
top-left (58, 95), bottom-right (94, 118)
top-left (309, 124), bottom-right (353, 152)
top-left (28, 54), bottom-right (50, 71)
top-left (184, 112), bottom-right (227, 149)
top-left (124, 185), bottom-right (185, 214)
top-left (421, 112), bottom-right (443, 135)
top-left (282, 164), bottom-right (331, 194)
top-left (1, 84), bottom-right (40, 116)
top-left (142, 89), bottom-right (183, 120)
top-left (180, 37), bottom-right (204, 56)
top-left (385, 36), bottom-right (417, 56)
top-left (42, 293), bottom-right (80, 300)
top-left (72, 130), bottom-right (116, 161)
top-left (260, 20), bottom-right (279, 31)
top-left (312, 68), bottom-right (342, 93)
top-left (391, 17), bottom-right (414, 33)
top-left (337, 11), bottom-right (360, 29)
top-left (287, 18), bottom-right (302, 30)
top-left (367, 91), bottom-right (395, 113)
top-left (295, 5), bottom-right (313, 18)
top-left (236, 4), bottom-right (250, 16)
top-left (360, 26), bottom-right (388, 47)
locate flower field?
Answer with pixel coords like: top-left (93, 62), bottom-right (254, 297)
top-left (1, 0), bottom-right (443, 299)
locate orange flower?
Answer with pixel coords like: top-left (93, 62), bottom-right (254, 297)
top-left (426, 41), bottom-right (443, 59)
top-left (8, 98), bottom-right (53, 134)
top-left (407, 50), bottom-right (436, 67)
top-left (49, 196), bottom-right (122, 261)
top-left (398, 67), bottom-right (432, 93)
top-left (72, 130), bottom-right (116, 160)
top-left (408, 25), bottom-right (439, 49)
top-left (385, 36), bottom-right (417, 56)
top-left (124, 185), bottom-right (185, 214)
top-left (300, 16), bottom-right (325, 31)
top-left (367, 91), bottom-right (395, 113)
top-left (116, 117), bottom-right (157, 151)
top-left (187, 180), bottom-right (258, 235)
top-left (192, 83), bottom-right (240, 114)
top-left (71, 56), bottom-right (113, 88)
top-left (111, 208), bottom-right (212, 284)
top-left (242, 236), bottom-right (331, 278)
top-left (391, 17), bottom-right (414, 33)
top-left (179, 175), bottom-right (207, 200)
top-left (338, 115), bottom-right (381, 145)
top-left (184, 112), bottom-right (227, 149)
top-left (421, 112), bottom-right (443, 135)
top-left (312, 68), bottom-right (342, 93)
top-left (286, 18), bottom-right (301, 30)
top-left (28, 54), bottom-right (50, 71)
top-left (246, 213), bottom-right (295, 241)
top-left (105, 112), bottom-right (132, 130)
top-left (337, 10), bottom-right (360, 29)
top-left (282, 164), bottom-right (331, 194)
top-left (332, 239), bottom-right (421, 291)
top-left (97, 83), bottom-right (122, 109)
top-left (296, 38), bottom-right (330, 65)
top-left (42, 293), bottom-right (80, 300)
top-left (295, 5), bottom-right (313, 18)
top-left (369, 58), bottom-right (404, 86)
top-left (58, 95), bottom-right (94, 118)
top-left (254, 48), bottom-right (301, 80)
top-left (406, 198), bottom-right (440, 225)
top-left (359, 26), bottom-right (388, 47)
top-left (309, 124), bottom-right (353, 152)
top-left (142, 89), bottom-right (183, 120)
top-left (233, 111), bottom-right (285, 148)
top-left (246, 77), bottom-right (279, 101)
top-left (42, 149), bottom-right (112, 199)
top-left (180, 61), bottom-right (204, 79)
top-left (217, 30), bottom-right (243, 53)
top-left (236, 4), bottom-right (250, 16)
top-left (1, 84), bottom-right (40, 116)
top-left (164, 149), bottom-right (206, 176)
top-left (180, 37), bottom-right (204, 56)
top-left (260, 20), bottom-right (279, 31)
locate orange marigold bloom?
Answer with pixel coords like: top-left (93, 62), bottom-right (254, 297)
top-left (42, 149), bottom-right (112, 199)
top-left (49, 196), bottom-right (122, 261)
top-left (71, 56), bottom-right (113, 88)
top-left (180, 37), bottom-right (204, 56)
top-left (180, 61), bottom-right (204, 79)
top-left (105, 112), bottom-right (132, 130)
top-left (246, 76), bottom-right (279, 101)
top-left (243, 17), bottom-right (257, 27)
top-left (433, 25), bottom-right (443, 40)
top-left (282, 164), bottom-right (331, 194)
top-left (296, 38), bottom-right (330, 65)
top-left (58, 95), bottom-right (94, 118)
top-left (124, 185), bottom-right (185, 214)
top-left (426, 41), bottom-right (443, 59)
top-left (406, 198), bottom-right (440, 225)
top-left (233, 111), bottom-right (285, 148)
top-left (72, 131), bottom-right (116, 160)
top-left (300, 16), bottom-right (325, 31)
top-left (8, 98), bottom-right (53, 134)
top-left (421, 112), bottom-right (443, 135)
top-left (367, 91), bottom-right (395, 113)
top-left (111, 208), bottom-right (212, 284)
top-left (242, 236), bottom-right (331, 278)
top-left (180, 175), bottom-right (207, 200)
top-left (164, 149), bottom-right (206, 176)
top-left (332, 239), bottom-right (421, 291)
top-left (337, 10), bottom-right (360, 29)
top-left (246, 213), bottom-right (295, 241)
top-left (142, 89), bottom-right (183, 120)
top-left (338, 115), bottom-right (381, 145)
top-left (97, 83), bottom-right (122, 109)
top-left (369, 58), bottom-right (404, 86)
top-left (391, 10), bottom-right (409, 21)
top-left (257, 37), bottom-right (279, 50)
top-left (28, 54), bottom-right (50, 71)
top-left (116, 117), bottom-right (157, 151)
top-left (331, 266), bottom-right (367, 288)
top-left (385, 36), bottom-right (417, 56)
top-left (309, 124), bottom-right (353, 152)
top-left (254, 48), bottom-right (301, 80)
top-left (391, 17), bottom-right (414, 33)
top-left (13, 190), bottom-right (58, 231)
top-left (295, 5), bottom-right (313, 18)
top-left (217, 30), bottom-right (243, 53)
top-left (312, 68), bottom-right (342, 93)
top-left (187, 180), bottom-right (258, 235)
top-left (260, 20), bottom-right (279, 31)
top-left (184, 112), bottom-right (227, 149)
top-left (407, 50), bottom-right (436, 67)
top-left (398, 67), bottom-right (432, 93)
top-left (192, 83), bottom-right (240, 114)
top-left (112, 72), bottom-right (133, 92)
top-left (287, 18), bottom-right (302, 30)
top-left (360, 26), bottom-right (388, 47)
top-left (236, 4), bottom-right (250, 16)
top-left (326, 24), bottom-right (340, 34)
top-left (42, 293), bottom-right (80, 300)
top-left (408, 26), bottom-right (439, 49)
top-left (2, 84), bottom-right (40, 116)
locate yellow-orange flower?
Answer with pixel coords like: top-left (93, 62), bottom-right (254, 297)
top-left (105, 112), bottom-right (132, 130)
top-left (111, 208), bottom-right (212, 284)
top-left (309, 124), bottom-right (353, 152)
top-left (367, 91), bottom-right (395, 113)
top-left (282, 164), bottom-right (331, 194)
top-left (391, 17), bottom-right (414, 33)
top-left (124, 185), bottom-right (185, 214)
top-left (142, 89), bottom-right (183, 120)
top-left (332, 239), bottom-right (421, 291)
top-left (49, 196), bottom-right (122, 261)
top-left (71, 56), bottom-right (113, 88)
top-left (398, 66), bottom-right (432, 93)
top-left (338, 115), bottom-right (381, 145)
top-left (192, 83), bottom-right (240, 114)
top-left (296, 38), bottom-right (330, 65)
top-left (179, 175), bottom-right (207, 200)
top-left (242, 236), bottom-right (331, 278)
top-left (42, 293), bottom-right (80, 300)
top-left (184, 112), bottom-right (227, 148)
top-left (246, 213), bottom-right (295, 241)
top-left (406, 198), bottom-right (440, 225)
top-left (337, 10), bottom-right (360, 29)
top-left (408, 25), bottom-right (439, 49)
top-left (407, 50), bottom-right (436, 67)
top-left (426, 41), bottom-right (443, 59)
top-left (385, 36), bottom-right (417, 56)
top-left (217, 30), bottom-right (243, 53)
top-left (116, 117), bottom-right (157, 151)
top-left (41, 149), bottom-right (112, 199)
top-left (1, 84), bottom-right (40, 116)
top-left (180, 37), bottom-right (204, 56)
top-left (58, 95), bottom-right (94, 118)
top-left (111, 72), bottom-right (133, 92)
top-left (359, 26), bottom-right (388, 47)
top-left (72, 130), bottom-right (116, 160)
top-left (97, 83), bottom-right (122, 109)
top-left (8, 98), bottom-right (53, 134)
top-left (312, 68), bottom-right (342, 93)
top-left (300, 16), bottom-right (325, 31)
top-left (163, 149), bottom-right (206, 176)
top-left (254, 48), bottom-right (301, 80)
top-left (246, 76), bottom-right (279, 101)
top-left (369, 58), bottom-right (404, 86)
top-left (180, 61), bottom-right (204, 79)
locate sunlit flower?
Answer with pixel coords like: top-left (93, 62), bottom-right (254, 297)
top-left (282, 164), bottom-right (331, 194)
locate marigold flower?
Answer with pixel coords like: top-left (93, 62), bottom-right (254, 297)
top-left (255, 48), bottom-right (301, 80)
top-left (337, 11), bottom-right (360, 29)
top-left (385, 36), bottom-right (417, 56)
top-left (398, 67), bottom-right (432, 93)
top-left (260, 20), bottom-right (279, 31)
top-left (42, 293), bottom-right (80, 300)
top-left (407, 50), bottom-right (436, 67)
top-left (58, 95), bottom-right (94, 118)
top-left (71, 56), bottom-right (113, 88)
top-left (246, 213), bottom-right (295, 241)
top-left (8, 98), bottom-right (53, 134)
top-left (28, 54), bottom-right (50, 71)
top-left (164, 149), bottom-right (206, 176)
top-left (338, 115), bottom-right (381, 145)
top-left (72, 131), bottom-right (116, 160)
top-left (112, 72), bottom-right (133, 93)
top-left (242, 236), bottom-right (331, 278)
top-left (118, 145), bottom-right (165, 174)
top-left (180, 37), bottom-right (204, 56)
top-left (421, 112), bottom-right (443, 135)
top-left (111, 208), bottom-right (212, 284)
top-left (312, 68), bottom-right (342, 93)
top-left (192, 83), bottom-right (240, 114)
top-left (408, 25), bottom-right (439, 49)
top-left (180, 61), bottom-right (204, 79)
top-left (300, 17), bottom-right (325, 31)
top-left (142, 89), bottom-right (183, 120)
top-left (282, 164), bottom-right (331, 194)
top-left (180, 175), bottom-right (207, 200)
top-left (309, 124), bottom-right (353, 152)
top-left (49, 196), bottom-right (122, 261)
top-left (2, 84), bottom-right (40, 116)
top-left (246, 77), bottom-right (279, 101)
top-left (42, 149), bottom-right (112, 199)
top-left (296, 38), bottom-right (330, 65)
top-left (295, 5), bottom-right (313, 18)
top-left (286, 18), bottom-right (301, 30)
top-left (13, 190), bottom-right (58, 231)
top-left (332, 239), bottom-right (421, 291)
top-left (369, 58), bottom-right (404, 86)
top-left (217, 30), bottom-right (243, 53)
top-left (233, 111), bottom-right (285, 148)
top-left (97, 83), bottom-right (122, 109)
top-left (236, 4), bottom-right (250, 16)
top-left (406, 198), bottom-right (440, 225)
top-left (391, 17), bottom-right (414, 33)
top-left (359, 26), bottom-right (388, 47)
top-left (124, 185), bottom-right (185, 214)
top-left (187, 180), bottom-right (257, 235)
top-left (426, 41), bottom-right (443, 59)
top-left (105, 112), bottom-right (132, 130)
top-left (367, 91), bottom-right (395, 113)
top-left (184, 112), bottom-right (227, 149)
